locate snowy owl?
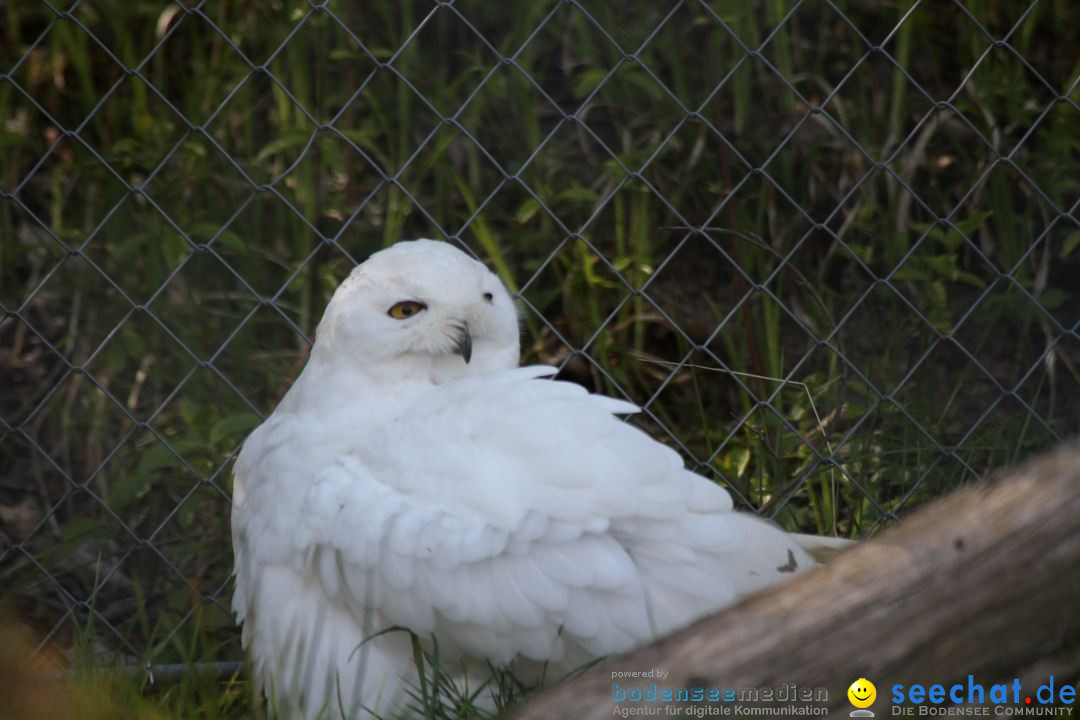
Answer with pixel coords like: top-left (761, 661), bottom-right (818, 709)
top-left (231, 239), bottom-right (835, 719)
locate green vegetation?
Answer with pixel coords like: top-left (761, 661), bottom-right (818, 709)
top-left (1, 0), bottom-right (1077, 717)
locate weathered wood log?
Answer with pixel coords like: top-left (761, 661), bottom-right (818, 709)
top-left (510, 443), bottom-right (1080, 719)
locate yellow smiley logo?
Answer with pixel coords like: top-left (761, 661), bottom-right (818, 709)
top-left (848, 678), bottom-right (877, 709)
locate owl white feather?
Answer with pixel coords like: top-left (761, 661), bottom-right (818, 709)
top-left (231, 239), bottom-right (828, 719)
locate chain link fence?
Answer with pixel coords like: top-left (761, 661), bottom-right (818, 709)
top-left (2, 0), bottom-right (1077, 676)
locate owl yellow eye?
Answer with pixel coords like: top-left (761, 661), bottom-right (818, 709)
top-left (387, 300), bottom-right (426, 319)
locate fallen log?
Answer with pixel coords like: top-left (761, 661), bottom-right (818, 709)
top-left (510, 443), bottom-right (1080, 719)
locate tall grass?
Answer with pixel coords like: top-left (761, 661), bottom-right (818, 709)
top-left (1, 0), bottom-right (1077, 715)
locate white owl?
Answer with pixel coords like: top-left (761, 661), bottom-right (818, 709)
top-left (231, 240), bottom-right (838, 719)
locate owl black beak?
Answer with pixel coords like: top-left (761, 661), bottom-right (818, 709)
top-left (453, 324), bottom-right (473, 364)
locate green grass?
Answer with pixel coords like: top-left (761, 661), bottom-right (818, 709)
top-left (1, 0), bottom-right (1078, 716)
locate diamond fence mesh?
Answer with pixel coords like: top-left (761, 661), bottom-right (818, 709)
top-left (1, 0), bottom-right (1077, 675)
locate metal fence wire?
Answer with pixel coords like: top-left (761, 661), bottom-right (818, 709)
top-left (1, 0), bottom-right (1078, 673)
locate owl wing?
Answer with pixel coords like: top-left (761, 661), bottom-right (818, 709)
top-left (292, 366), bottom-right (813, 668)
